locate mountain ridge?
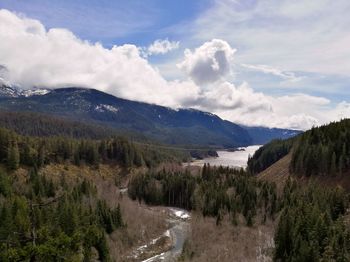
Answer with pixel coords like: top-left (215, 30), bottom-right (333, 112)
top-left (0, 85), bottom-right (300, 147)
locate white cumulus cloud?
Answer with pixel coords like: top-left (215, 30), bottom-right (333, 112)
top-left (0, 9), bottom-right (349, 131)
top-left (0, 9), bottom-right (197, 107)
top-left (177, 39), bottom-right (236, 85)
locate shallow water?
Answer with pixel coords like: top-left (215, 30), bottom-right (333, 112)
top-left (141, 207), bottom-right (190, 262)
top-left (188, 145), bottom-right (262, 168)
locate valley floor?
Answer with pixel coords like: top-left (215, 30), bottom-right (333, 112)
top-left (35, 164), bottom-right (278, 262)
top-left (34, 164), bottom-right (171, 261)
top-left (180, 213), bottom-right (276, 262)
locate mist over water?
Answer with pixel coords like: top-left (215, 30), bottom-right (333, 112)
top-left (190, 145), bottom-right (262, 168)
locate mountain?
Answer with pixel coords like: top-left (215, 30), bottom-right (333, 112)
top-left (0, 86), bottom-right (299, 148)
top-left (0, 83), bottom-right (50, 98)
top-left (0, 84), bottom-right (21, 97)
top-left (241, 125), bottom-right (301, 144)
top-left (0, 110), bottom-right (120, 139)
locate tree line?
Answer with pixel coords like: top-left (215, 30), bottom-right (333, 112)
top-left (128, 164), bottom-right (278, 226)
top-left (247, 139), bottom-right (293, 174)
top-left (290, 120), bottom-right (350, 176)
top-left (0, 127), bottom-right (186, 171)
top-left (248, 119), bottom-right (350, 177)
top-left (0, 168), bottom-right (124, 261)
top-left (0, 110), bottom-right (117, 139)
top-left (274, 178), bottom-right (350, 261)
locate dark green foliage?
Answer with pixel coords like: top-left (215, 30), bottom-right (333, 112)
top-left (0, 110), bottom-right (118, 139)
top-left (248, 139), bottom-right (293, 174)
top-left (0, 127), bottom-right (185, 171)
top-left (248, 121), bottom-right (350, 260)
top-left (28, 168), bottom-right (56, 198)
top-left (274, 179), bottom-right (350, 261)
top-left (128, 169), bottom-right (196, 209)
top-left (0, 172), bottom-right (12, 196)
top-left (290, 120), bottom-right (350, 176)
top-left (7, 140), bottom-right (20, 170)
top-left (0, 169), bottom-right (123, 261)
top-left (128, 164), bottom-right (278, 226)
top-left (249, 119), bottom-right (350, 177)
top-left (96, 200), bottom-right (124, 234)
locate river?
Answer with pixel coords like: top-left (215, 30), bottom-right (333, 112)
top-left (142, 208), bottom-right (190, 262)
top-left (187, 145), bottom-right (262, 168)
top-left (127, 206), bottom-right (191, 262)
top-left (129, 145), bottom-right (261, 261)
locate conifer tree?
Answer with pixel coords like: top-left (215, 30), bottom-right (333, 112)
top-left (7, 140), bottom-right (20, 170)
top-left (330, 152), bottom-right (337, 177)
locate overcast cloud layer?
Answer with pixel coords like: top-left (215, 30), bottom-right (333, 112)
top-left (0, 8), bottom-right (349, 130)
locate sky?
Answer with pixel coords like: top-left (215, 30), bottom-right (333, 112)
top-left (0, 0), bottom-right (350, 130)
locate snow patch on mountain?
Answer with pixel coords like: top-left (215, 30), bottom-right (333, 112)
top-left (95, 104), bottom-right (119, 113)
top-left (22, 89), bottom-right (51, 97)
top-left (0, 84), bottom-right (21, 97)
top-left (0, 84), bottom-right (51, 98)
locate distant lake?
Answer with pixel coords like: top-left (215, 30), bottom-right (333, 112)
top-left (187, 145), bottom-right (262, 168)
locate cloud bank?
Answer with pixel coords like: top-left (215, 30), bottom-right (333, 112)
top-left (0, 9), bottom-right (349, 130)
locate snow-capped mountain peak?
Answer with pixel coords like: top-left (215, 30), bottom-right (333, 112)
top-left (21, 89), bottom-right (51, 97)
top-left (0, 84), bottom-right (51, 98)
top-left (0, 84), bottom-right (21, 97)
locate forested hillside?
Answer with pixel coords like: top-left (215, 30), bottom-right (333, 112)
top-left (0, 171), bottom-right (123, 261)
top-left (0, 86), bottom-right (299, 148)
top-left (0, 127), bottom-right (187, 171)
top-left (245, 120), bottom-right (350, 261)
top-left (247, 139), bottom-right (293, 175)
top-left (0, 126), bottom-right (188, 261)
top-left (290, 120), bottom-right (350, 176)
top-left (1, 113), bottom-right (349, 261)
top-left (274, 179), bottom-right (350, 261)
top-left (0, 111), bottom-right (118, 139)
top-left (248, 119), bottom-right (350, 177)
top-left (0, 87), bottom-right (251, 148)
top-left (1, 122), bottom-right (350, 261)
top-left (0, 111), bottom-right (221, 161)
